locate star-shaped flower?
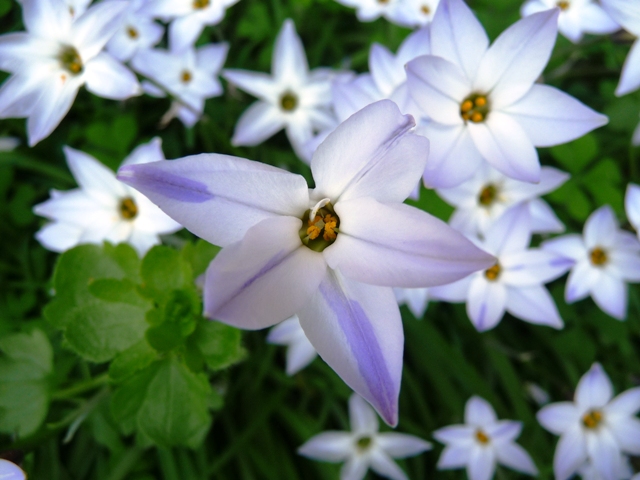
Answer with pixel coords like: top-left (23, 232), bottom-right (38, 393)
top-left (141, 0), bottom-right (240, 53)
top-left (396, 0), bottom-right (441, 27)
top-left (600, 0), bottom-right (640, 96)
top-left (132, 40), bottom-right (228, 127)
top-left (267, 315), bottom-right (317, 376)
top-left (430, 204), bottom-right (573, 331)
top-left (334, 0), bottom-right (411, 26)
top-left (223, 19), bottom-right (335, 159)
top-left (437, 164), bottom-right (569, 237)
top-left (0, 0), bottom-right (141, 146)
top-left (34, 138), bottom-right (182, 256)
top-left (405, 0), bottom-right (607, 187)
top-left (106, 0), bottom-right (164, 63)
top-left (0, 459), bottom-right (26, 480)
top-left (298, 393), bottom-right (432, 480)
top-left (542, 205), bottom-right (640, 320)
top-left (117, 100), bottom-right (494, 424)
top-left (434, 396), bottom-right (538, 480)
top-left (537, 363), bottom-right (640, 480)
top-left (521, 0), bottom-right (619, 43)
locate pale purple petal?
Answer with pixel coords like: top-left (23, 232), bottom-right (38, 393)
top-left (503, 85), bottom-right (608, 147)
top-left (537, 401), bottom-right (580, 435)
top-left (297, 271), bottom-right (403, 426)
top-left (369, 43), bottom-right (403, 96)
top-left (326, 198), bottom-right (495, 288)
top-left (429, 276), bottom-right (472, 303)
top-left (377, 433), bottom-right (432, 458)
top-left (575, 363), bottom-right (613, 411)
top-left (429, 0), bottom-right (489, 80)
top-left (27, 76), bottom-right (80, 146)
top-left (474, 10), bottom-right (559, 108)
top-left (0, 459), bottom-right (26, 480)
top-left (72, 1), bottom-right (128, 61)
top-left (542, 234), bottom-right (585, 261)
top-left (222, 69), bottom-right (279, 102)
top-left (625, 183), bottom-right (640, 233)
top-left (495, 442), bottom-right (538, 475)
top-left (606, 416), bottom-right (640, 455)
top-left (467, 445), bottom-right (496, 480)
top-left (349, 394), bottom-right (379, 434)
top-left (616, 40), bottom-right (640, 97)
top-left (584, 205), bottom-right (619, 249)
top-left (369, 450), bottom-right (408, 480)
top-left (554, 426), bottom-right (588, 480)
top-left (565, 259), bottom-right (599, 303)
top-left (64, 146), bottom-right (126, 201)
top-left (529, 198), bottom-right (565, 234)
top-left (604, 387), bottom-right (640, 418)
top-left (231, 101), bottom-right (287, 147)
top-left (437, 444), bottom-right (472, 469)
top-left (466, 276), bottom-right (507, 332)
top-left (501, 250), bottom-right (574, 286)
top-left (84, 52), bottom-right (141, 100)
top-left (311, 100), bottom-right (428, 204)
top-left (272, 19), bottom-right (308, 82)
top-left (505, 285), bottom-right (564, 328)
top-left (433, 425), bottom-right (475, 444)
top-left (341, 456), bottom-right (369, 480)
top-left (482, 203), bottom-right (531, 256)
top-left (465, 396), bottom-right (498, 426)
top-left (22, 0), bottom-right (73, 38)
top-left (591, 273), bottom-right (627, 320)
top-left (117, 153), bottom-right (310, 247)
top-left (168, 14), bottom-right (204, 53)
top-left (203, 217), bottom-right (326, 329)
top-left (585, 429), bottom-right (625, 480)
top-left (298, 432), bottom-right (353, 462)
top-left (485, 421), bottom-right (522, 443)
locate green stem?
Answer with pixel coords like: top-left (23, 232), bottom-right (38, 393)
top-left (0, 153), bottom-right (74, 185)
top-left (51, 373), bottom-right (110, 401)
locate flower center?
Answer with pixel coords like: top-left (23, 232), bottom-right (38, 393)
top-left (119, 197), bottom-right (138, 220)
top-left (475, 429), bottom-right (490, 444)
top-left (478, 184), bottom-right (498, 206)
top-left (556, 1), bottom-right (570, 10)
top-left (181, 70), bottom-right (193, 84)
top-left (421, 4), bottom-right (430, 14)
top-left (127, 26), bottom-right (139, 39)
top-left (193, 0), bottom-right (210, 9)
top-left (355, 435), bottom-right (372, 451)
top-left (59, 46), bottom-right (83, 75)
top-left (484, 263), bottom-right (501, 281)
top-left (299, 199), bottom-right (340, 252)
top-left (460, 94), bottom-right (489, 123)
top-left (589, 247), bottom-right (607, 266)
top-left (377, 0), bottom-right (389, 4)
top-left (582, 410), bottom-right (603, 429)
top-left (280, 91), bottom-right (298, 112)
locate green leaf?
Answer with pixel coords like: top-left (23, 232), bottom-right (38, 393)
top-left (550, 134), bottom-right (598, 174)
top-left (111, 358), bottom-right (216, 448)
top-left (145, 289), bottom-right (199, 352)
top-left (0, 329), bottom-right (53, 437)
top-left (140, 246), bottom-right (193, 301)
top-left (195, 320), bottom-right (245, 371)
top-left (181, 240), bottom-right (221, 278)
top-left (109, 340), bottom-right (158, 383)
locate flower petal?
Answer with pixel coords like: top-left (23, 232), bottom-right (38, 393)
top-left (84, 52), bottom-right (141, 100)
top-left (327, 198), bottom-right (494, 288)
top-left (606, 416), bottom-right (640, 455)
top-left (437, 444), bottom-right (472, 469)
top-left (542, 234), bottom-right (585, 261)
top-left (341, 456), bottom-right (369, 480)
top-left (72, 1), bottom-right (128, 61)
top-left (231, 101), bottom-right (287, 147)
top-left (501, 250), bottom-right (574, 286)
top-left (503, 85), bottom-right (608, 147)
top-left (349, 393), bottom-right (379, 434)
top-left (495, 441), bottom-right (538, 475)
top-left (22, 0), bottom-right (73, 38)
top-left (433, 425), bottom-right (476, 444)
top-left (311, 100), bottom-right (428, 204)
top-left (27, 76), bottom-right (80, 146)
top-left (505, 285), bottom-right (563, 328)
top-left (377, 433), bottom-right (432, 458)
top-left (625, 183), bottom-right (640, 232)
top-left (537, 402), bottom-right (579, 435)
top-left (474, 10), bottom-right (559, 108)
top-left (467, 445), bottom-right (496, 480)
top-left (575, 363), bottom-right (613, 411)
top-left (369, 449), bottom-right (408, 480)
top-left (482, 203), bottom-right (531, 256)
top-left (203, 216), bottom-right (326, 329)
top-left (222, 69), bottom-right (279, 102)
top-left (272, 19), bottom-right (308, 82)
top-left (554, 426), bottom-right (588, 480)
top-left (585, 428), bottom-right (625, 480)
top-left (297, 431), bottom-right (353, 462)
top-left (465, 396), bottom-right (498, 426)
top-left (565, 259), bottom-right (599, 303)
top-left (298, 271), bottom-right (403, 426)
top-left (117, 153), bottom-right (310, 247)
top-left (369, 43), bottom-right (403, 97)
top-left (616, 39), bottom-right (640, 97)
top-left (591, 272), bottom-right (627, 320)
top-left (605, 387), bottom-right (640, 418)
top-left (168, 14), bottom-right (204, 53)
top-left (466, 276), bottom-right (507, 332)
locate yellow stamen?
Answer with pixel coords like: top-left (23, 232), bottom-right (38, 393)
top-left (181, 70), bottom-right (193, 83)
top-left (485, 263), bottom-right (501, 281)
top-left (323, 214), bottom-right (337, 241)
top-left (471, 112), bottom-right (484, 123)
top-left (356, 436), bottom-right (372, 450)
top-left (475, 96), bottom-right (487, 108)
top-left (299, 204), bottom-right (340, 252)
top-left (280, 92), bottom-right (298, 112)
top-left (127, 27), bottom-right (139, 39)
top-left (582, 410), bottom-right (603, 429)
top-left (556, 1), bottom-right (570, 10)
top-left (461, 100), bottom-right (473, 113)
top-left (460, 93), bottom-right (490, 123)
top-left (590, 247), bottom-right (607, 266)
top-left (59, 46), bottom-right (83, 75)
top-left (421, 4), bottom-right (430, 14)
top-left (193, 0), bottom-right (210, 9)
top-left (475, 430), bottom-right (490, 444)
top-left (479, 184), bottom-right (497, 206)
top-left (119, 197), bottom-right (138, 220)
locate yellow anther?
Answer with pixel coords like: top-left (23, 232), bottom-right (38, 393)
top-left (475, 430), bottom-right (490, 444)
top-left (119, 197), bottom-right (138, 220)
top-left (461, 100), bottom-right (474, 113)
top-left (590, 247), bottom-right (607, 266)
top-left (475, 96), bottom-right (487, 107)
top-left (356, 436), bottom-right (372, 450)
top-left (181, 70), bottom-right (193, 83)
top-left (582, 410), bottom-right (603, 429)
top-left (59, 46), bottom-right (84, 75)
top-left (307, 225), bottom-right (321, 240)
top-left (280, 92), bottom-right (298, 112)
top-left (421, 4), bottom-right (430, 14)
top-left (479, 184), bottom-right (497, 206)
top-left (299, 204), bottom-right (340, 252)
top-left (556, 0), bottom-right (570, 10)
top-left (471, 112), bottom-right (484, 123)
top-left (127, 27), bottom-right (139, 39)
top-left (193, 0), bottom-right (210, 8)
top-left (485, 263), bottom-right (501, 281)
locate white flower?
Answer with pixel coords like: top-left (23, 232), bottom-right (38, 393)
top-left (578, 456), bottom-right (633, 480)
top-left (394, 287), bottom-right (430, 318)
top-left (625, 183), bottom-right (640, 239)
top-left (405, 0), bottom-right (608, 187)
top-left (16, 0), bottom-right (92, 19)
top-left (141, 0), bottom-right (239, 52)
top-left (117, 100), bottom-right (495, 424)
top-left (537, 363), bottom-right (640, 480)
top-left (437, 164), bottom-right (569, 237)
top-left (106, 0), bottom-right (164, 62)
top-left (34, 138), bottom-right (182, 256)
top-left (334, 0), bottom-right (411, 26)
top-left (298, 393), bottom-right (432, 480)
top-left (0, 0), bottom-right (141, 146)
top-left (543, 205), bottom-right (640, 320)
top-left (267, 315), bottom-right (317, 376)
top-left (600, 0), bottom-right (640, 96)
top-left (0, 459), bottom-right (26, 480)
top-left (430, 204), bottom-right (573, 331)
top-left (434, 396), bottom-right (538, 480)
top-left (395, 0), bottom-right (441, 27)
top-left (521, 0), bottom-right (619, 43)
top-left (132, 41), bottom-right (228, 127)
top-left (222, 19), bottom-right (335, 159)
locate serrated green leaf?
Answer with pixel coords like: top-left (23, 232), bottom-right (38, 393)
top-left (0, 329), bottom-right (53, 437)
top-left (89, 278), bottom-right (149, 307)
top-left (109, 340), bottom-right (158, 383)
top-left (181, 240), bottom-right (221, 278)
top-left (140, 246), bottom-right (193, 301)
top-left (145, 289), bottom-right (199, 352)
top-left (195, 320), bottom-right (245, 371)
top-left (550, 134), bottom-right (598, 173)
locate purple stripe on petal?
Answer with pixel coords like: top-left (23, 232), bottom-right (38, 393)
top-left (319, 280), bottom-right (396, 424)
top-left (549, 257), bottom-right (575, 268)
top-left (117, 164), bottom-right (213, 203)
top-left (476, 303), bottom-right (487, 331)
